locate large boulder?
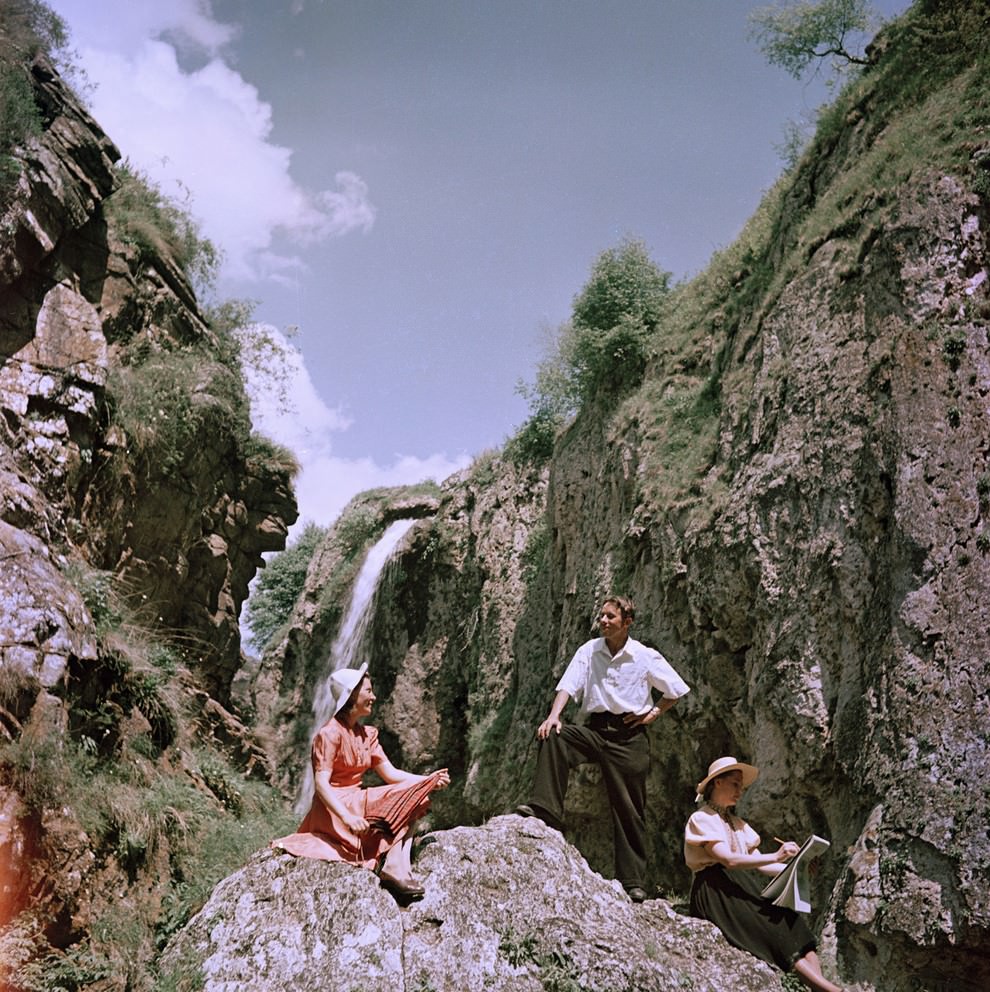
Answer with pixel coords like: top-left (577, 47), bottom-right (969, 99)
top-left (160, 815), bottom-right (785, 992)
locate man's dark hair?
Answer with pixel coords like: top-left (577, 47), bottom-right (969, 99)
top-left (603, 595), bottom-right (635, 621)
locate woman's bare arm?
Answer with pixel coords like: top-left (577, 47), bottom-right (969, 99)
top-left (374, 759), bottom-right (450, 789)
top-left (314, 768), bottom-right (369, 834)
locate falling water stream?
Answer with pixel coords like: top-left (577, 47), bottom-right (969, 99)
top-left (294, 517), bottom-right (417, 814)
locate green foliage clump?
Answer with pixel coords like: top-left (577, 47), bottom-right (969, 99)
top-left (565, 237), bottom-right (671, 402)
top-left (572, 237), bottom-right (671, 334)
top-left (0, 0), bottom-right (68, 60)
top-left (0, 60), bottom-right (41, 203)
top-left (244, 521), bottom-right (326, 650)
top-left (106, 342), bottom-right (248, 477)
top-left (504, 404), bottom-right (560, 465)
top-left (749, 0), bottom-right (872, 80)
top-left (0, 0), bottom-right (70, 206)
top-left (513, 237), bottom-right (672, 447)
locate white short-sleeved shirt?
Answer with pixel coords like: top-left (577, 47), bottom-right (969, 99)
top-left (683, 806), bottom-right (761, 872)
top-left (555, 635), bottom-right (690, 716)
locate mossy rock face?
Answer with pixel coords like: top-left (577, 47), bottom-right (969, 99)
top-left (258, 8), bottom-right (990, 989)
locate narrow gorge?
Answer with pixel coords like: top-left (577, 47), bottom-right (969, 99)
top-left (2, 3), bottom-right (989, 991)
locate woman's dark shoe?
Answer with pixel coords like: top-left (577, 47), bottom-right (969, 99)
top-left (380, 873), bottom-right (426, 900)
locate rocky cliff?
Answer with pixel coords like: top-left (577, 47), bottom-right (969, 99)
top-left (255, 5), bottom-right (990, 991)
top-left (0, 41), bottom-right (297, 988)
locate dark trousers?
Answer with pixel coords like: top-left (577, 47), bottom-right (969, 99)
top-left (528, 715), bottom-right (651, 890)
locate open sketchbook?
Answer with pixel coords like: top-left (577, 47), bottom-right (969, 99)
top-left (760, 834), bottom-right (830, 913)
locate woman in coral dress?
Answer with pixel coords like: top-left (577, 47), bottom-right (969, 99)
top-left (273, 663), bottom-right (449, 899)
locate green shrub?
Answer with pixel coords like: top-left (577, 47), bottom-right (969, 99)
top-left (245, 522), bottom-right (325, 650)
top-left (572, 237), bottom-right (671, 335)
top-left (64, 562), bottom-right (124, 635)
top-left (0, 61), bottom-right (41, 203)
top-left (566, 238), bottom-right (671, 403)
top-left (505, 405), bottom-right (561, 465)
top-left (107, 342), bottom-right (250, 478)
top-left (516, 238), bottom-right (672, 419)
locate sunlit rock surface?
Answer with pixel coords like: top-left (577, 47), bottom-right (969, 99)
top-left (161, 816), bottom-right (784, 992)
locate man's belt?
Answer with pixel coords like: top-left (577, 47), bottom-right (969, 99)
top-left (587, 711), bottom-right (639, 730)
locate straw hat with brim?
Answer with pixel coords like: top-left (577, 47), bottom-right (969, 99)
top-left (695, 756), bottom-right (759, 799)
top-left (331, 663), bottom-right (369, 716)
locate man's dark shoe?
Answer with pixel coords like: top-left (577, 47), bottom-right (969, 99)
top-left (513, 803), bottom-right (563, 832)
top-left (626, 886), bottom-right (649, 903)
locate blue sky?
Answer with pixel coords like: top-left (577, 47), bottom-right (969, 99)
top-left (48, 0), bottom-right (911, 530)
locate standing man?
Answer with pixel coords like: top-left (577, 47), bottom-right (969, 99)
top-left (515, 596), bottom-right (690, 903)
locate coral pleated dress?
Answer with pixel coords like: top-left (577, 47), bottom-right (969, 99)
top-left (273, 717), bottom-right (440, 868)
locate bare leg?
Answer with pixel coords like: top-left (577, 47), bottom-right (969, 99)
top-left (793, 950), bottom-right (844, 992)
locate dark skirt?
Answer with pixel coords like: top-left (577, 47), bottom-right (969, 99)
top-left (690, 865), bottom-right (817, 972)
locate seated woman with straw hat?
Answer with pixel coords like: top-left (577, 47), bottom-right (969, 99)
top-left (684, 756), bottom-right (844, 992)
top-left (272, 663), bottom-right (450, 900)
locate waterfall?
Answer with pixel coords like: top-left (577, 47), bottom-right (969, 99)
top-left (294, 517), bottom-right (417, 814)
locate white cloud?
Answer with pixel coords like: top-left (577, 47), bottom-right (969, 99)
top-left (307, 172), bottom-right (377, 241)
top-left (239, 327), bottom-right (470, 531)
top-left (55, 0), bottom-right (236, 54)
top-left (50, 0), bottom-right (375, 283)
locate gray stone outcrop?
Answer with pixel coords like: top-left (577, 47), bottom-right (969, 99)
top-left (161, 816), bottom-right (784, 992)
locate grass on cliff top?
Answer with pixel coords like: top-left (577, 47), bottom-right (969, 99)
top-left (105, 317), bottom-right (296, 489)
top-left (617, 0), bottom-right (990, 524)
top-left (105, 161), bottom-right (221, 295)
